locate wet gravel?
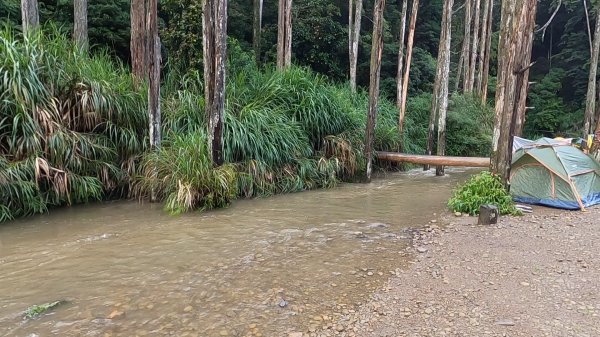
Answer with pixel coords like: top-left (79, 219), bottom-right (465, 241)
top-left (301, 206), bottom-right (600, 337)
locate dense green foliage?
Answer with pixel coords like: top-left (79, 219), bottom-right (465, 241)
top-left (448, 171), bottom-right (521, 215)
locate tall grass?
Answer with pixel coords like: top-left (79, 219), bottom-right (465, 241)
top-left (0, 27), bottom-right (146, 221)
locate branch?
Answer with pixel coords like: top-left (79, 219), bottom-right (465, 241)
top-left (584, 0), bottom-right (594, 56)
top-left (452, 2), bottom-right (466, 15)
top-left (515, 62), bottom-right (537, 74)
top-left (536, 0), bottom-right (562, 41)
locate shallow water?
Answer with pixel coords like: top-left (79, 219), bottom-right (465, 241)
top-left (0, 168), bottom-right (475, 337)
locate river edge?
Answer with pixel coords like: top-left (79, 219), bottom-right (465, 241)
top-left (302, 206), bottom-right (600, 337)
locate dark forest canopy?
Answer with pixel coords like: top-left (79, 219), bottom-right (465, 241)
top-left (0, 0), bottom-right (596, 138)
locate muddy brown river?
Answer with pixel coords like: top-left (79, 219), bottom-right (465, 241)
top-left (0, 169), bottom-right (475, 337)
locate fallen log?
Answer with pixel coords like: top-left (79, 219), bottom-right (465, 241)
top-left (376, 152), bottom-right (490, 167)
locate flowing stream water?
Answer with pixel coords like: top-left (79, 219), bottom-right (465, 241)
top-left (0, 169), bottom-right (475, 337)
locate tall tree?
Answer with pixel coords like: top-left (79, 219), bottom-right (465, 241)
top-left (73, 0), bottom-right (88, 51)
top-left (480, 0), bottom-right (493, 103)
top-left (130, 0), bottom-right (146, 85)
top-left (466, 0), bottom-right (481, 92)
top-left (398, 0), bottom-right (420, 144)
top-left (349, 0), bottom-right (363, 92)
top-left (277, 0), bottom-right (293, 69)
top-left (434, 0), bottom-right (455, 176)
top-left (491, 0), bottom-right (537, 185)
top-left (584, 7), bottom-right (600, 137)
top-left (20, 0), bottom-right (39, 33)
top-left (253, 0), bottom-right (263, 64)
top-left (475, 0), bottom-right (491, 94)
top-left (203, 0), bottom-right (229, 165)
top-left (455, 0), bottom-right (472, 92)
top-left (365, 0), bottom-right (386, 182)
top-left (147, 0), bottom-right (161, 152)
top-left (396, 0), bottom-right (408, 144)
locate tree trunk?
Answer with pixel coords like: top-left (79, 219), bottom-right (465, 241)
top-left (277, 0), bottom-right (293, 69)
top-left (466, 0), bottom-right (481, 92)
top-left (73, 0), bottom-right (88, 51)
top-left (396, 0), bottom-right (408, 146)
top-left (514, 1), bottom-right (537, 136)
top-left (424, 70), bottom-right (440, 171)
top-left (349, 0), bottom-right (363, 93)
top-left (435, 0), bottom-right (455, 176)
top-left (398, 0), bottom-right (420, 138)
top-left (584, 9), bottom-right (600, 137)
top-left (20, 0), bottom-right (39, 34)
top-left (203, 0), bottom-right (228, 166)
top-left (455, 0), bottom-right (472, 93)
top-left (491, 0), bottom-right (537, 185)
top-left (253, 0), bottom-right (263, 64)
top-left (480, 0), bottom-right (493, 103)
top-left (365, 0), bottom-right (386, 182)
top-left (147, 0), bottom-right (160, 202)
top-left (130, 0), bottom-right (147, 86)
top-left (476, 0), bottom-right (491, 93)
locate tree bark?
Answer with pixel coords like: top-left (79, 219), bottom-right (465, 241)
top-left (20, 0), bottom-right (39, 34)
top-left (398, 0), bottom-right (420, 138)
top-left (203, 0), bottom-right (228, 166)
top-left (476, 0), bottom-right (490, 93)
top-left (277, 0), bottom-right (293, 69)
top-left (147, 0), bottom-right (160, 202)
top-left (349, 0), bottom-right (363, 93)
top-left (365, 0), bottom-right (386, 182)
top-left (514, 2), bottom-right (537, 136)
top-left (253, 0), bottom-right (264, 64)
top-left (455, 0), bottom-right (472, 93)
top-left (466, 0), bottom-right (481, 92)
top-left (584, 9), bottom-right (600, 137)
top-left (73, 0), bottom-right (88, 51)
top-left (396, 0), bottom-right (408, 146)
top-left (130, 0), bottom-right (147, 86)
top-left (491, 0), bottom-right (537, 185)
top-left (377, 152), bottom-right (489, 167)
top-left (435, 0), bottom-right (455, 176)
top-left (480, 0), bottom-right (493, 103)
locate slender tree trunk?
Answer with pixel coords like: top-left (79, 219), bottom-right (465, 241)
top-left (365, 0), bottom-right (386, 182)
top-left (476, 0), bottom-right (490, 93)
top-left (277, 0), bottom-right (293, 69)
top-left (514, 1), bottom-right (537, 136)
top-left (435, 0), bottom-right (455, 176)
top-left (349, 0), bottom-right (363, 93)
top-left (398, 0), bottom-right (420, 136)
top-left (21, 0), bottom-right (39, 34)
top-left (203, 0), bottom-right (228, 165)
top-left (584, 0), bottom-right (593, 56)
top-left (455, 0), bottom-right (472, 92)
top-left (253, 0), bottom-right (263, 64)
top-left (396, 0), bottom-right (408, 146)
top-left (130, 0), bottom-right (147, 86)
top-left (74, 0), bottom-right (88, 51)
top-left (491, 0), bottom-right (537, 185)
top-left (466, 0), bottom-right (481, 92)
top-left (481, 0), bottom-right (493, 103)
top-left (424, 59), bottom-right (441, 171)
top-left (584, 9), bottom-right (600, 137)
top-left (147, 0), bottom-right (160, 202)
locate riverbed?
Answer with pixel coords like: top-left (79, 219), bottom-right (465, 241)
top-left (0, 169), bottom-right (475, 337)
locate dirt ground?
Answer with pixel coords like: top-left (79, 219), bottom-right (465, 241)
top-left (307, 206), bottom-right (600, 337)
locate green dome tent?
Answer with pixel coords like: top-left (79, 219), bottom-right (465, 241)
top-left (511, 138), bottom-right (600, 210)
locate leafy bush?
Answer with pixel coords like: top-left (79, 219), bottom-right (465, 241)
top-left (448, 171), bottom-right (521, 215)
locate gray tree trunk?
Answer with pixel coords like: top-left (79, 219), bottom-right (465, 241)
top-left (480, 0), bottom-right (493, 103)
top-left (476, 0), bottom-right (491, 93)
top-left (466, 0), bottom-right (481, 92)
top-left (147, 0), bottom-right (161, 202)
top-left (349, 0), bottom-right (363, 93)
top-left (365, 0), bottom-right (386, 182)
top-left (396, 0), bottom-right (408, 148)
top-left (584, 9), bottom-right (600, 137)
top-left (455, 0), bottom-right (472, 92)
top-left (130, 0), bottom-right (147, 86)
top-left (435, 0), bottom-right (455, 176)
top-left (491, 0), bottom-right (537, 185)
top-left (203, 0), bottom-right (228, 165)
top-left (399, 0), bottom-right (420, 138)
top-left (74, 0), bottom-right (88, 51)
top-left (21, 0), bottom-right (39, 34)
top-left (253, 0), bottom-right (263, 64)
top-left (277, 0), bottom-right (293, 69)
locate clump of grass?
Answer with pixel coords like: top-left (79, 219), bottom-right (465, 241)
top-left (448, 171), bottom-right (521, 215)
top-left (23, 300), bottom-right (65, 319)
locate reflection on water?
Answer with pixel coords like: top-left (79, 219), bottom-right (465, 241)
top-left (0, 168), bottom-right (476, 336)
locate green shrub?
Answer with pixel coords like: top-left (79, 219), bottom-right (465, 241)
top-left (448, 171), bottom-right (521, 215)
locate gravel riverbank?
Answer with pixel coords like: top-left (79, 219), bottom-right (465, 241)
top-left (302, 206), bottom-right (600, 337)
